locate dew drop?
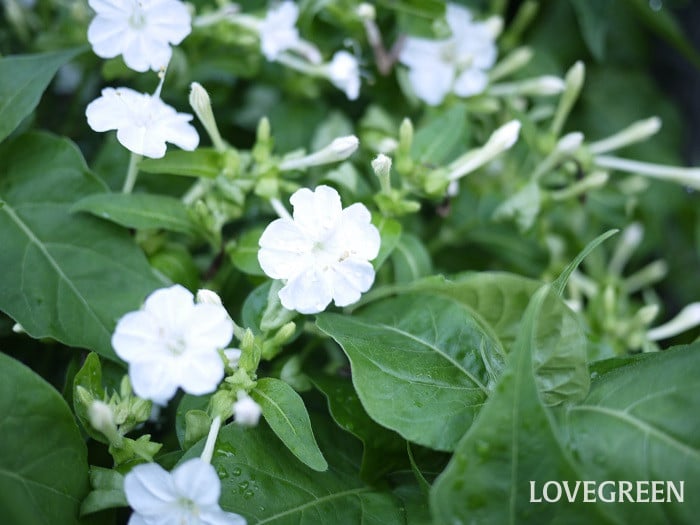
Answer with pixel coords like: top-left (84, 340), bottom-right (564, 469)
top-left (238, 481), bottom-right (249, 490)
top-left (243, 490), bottom-right (254, 499)
top-left (216, 467), bottom-right (228, 479)
top-left (232, 467), bottom-right (242, 476)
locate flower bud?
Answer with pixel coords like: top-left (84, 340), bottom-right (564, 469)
top-left (189, 82), bottom-right (225, 151)
top-left (357, 3), bottom-right (375, 20)
top-left (280, 135), bottom-right (359, 171)
top-left (233, 392), bottom-right (262, 427)
top-left (647, 303), bottom-right (700, 341)
top-left (589, 117), bottom-right (662, 155)
top-left (196, 289), bottom-right (223, 306)
top-left (371, 154), bottom-right (392, 178)
top-left (224, 348), bottom-right (243, 369)
top-left (88, 400), bottom-right (117, 436)
top-left (556, 132), bottom-right (584, 154)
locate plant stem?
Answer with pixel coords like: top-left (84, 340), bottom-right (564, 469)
top-left (122, 153), bottom-right (142, 194)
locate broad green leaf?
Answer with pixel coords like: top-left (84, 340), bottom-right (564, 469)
top-left (317, 292), bottom-right (505, 451)
top-left (242, 281), bottom-right (272, 335)
top-left (408, 273), bottom-right (590, 405)
top-left (430, 287), bottom-right (614, 524)
top-left (72, 193), bottom-right (202, 237)
top-left (0, 48), bottom-right (82, 143)
top-left (310, 372), bottom-right (408, 481)
top-left (411, 103), bottom-right (469, 165)
top-left (230, 226), bottom-right (266, 276)
top-left (137, 148), bottom-right (222, 178)
top-left (560, 343), bottom-right (700, 524)
top-left (372, 214), bottom-right (402, 271)
top-left (0, 352), bottom-right (88, 525)
top-left (250, 378), bottom-right (327, 472)
top-left (391, 233), bottom-right (432, 283)
top-left (0, 133), bottom-right (162, 360)
top-left (186, 414), bottom-right (405, 524)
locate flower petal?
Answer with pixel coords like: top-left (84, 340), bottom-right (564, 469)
top-left (85, 88), bottom-right (136, 132)
top-left (406, 62), bottom-right (454, 106)
top-left (145, 0), bottom-right (192, 45)
top-left (200, 508), bottom-right (248, 525)
top-left (446, 3), bottom-right (473, 35)
top-left (124, 462), bottom-right (177, 514)
top-left (171, 458), bottom-right (221, 505)
top-left (290, 185), bottom-right (343, 241)
top-left (152, 113), bottom-right (199, 151)
top-left (335, 203), bottom-right (381, 261)
top-left (278, 267), bottom-right (333, 314)
top-left (399, 37), bottom-right (444, 69)
top-left (87, 17), bottom-right (127, 59)
top-left (112, 310), bottom-right (169, 362)
top-left (330, 259), bottom-right (375, 307)
top-left (176, 351), bottom-right (225, 396)
top-left (129, 359), bottom-right (179, 405)
top-left (453, 68), bottom-right (489, 97)
top-left (186, 304), bottom-right (234, 351)
top-left (258, 218), bottom-right (314, 280)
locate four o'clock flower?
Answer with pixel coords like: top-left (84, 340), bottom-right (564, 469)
top-left (111, 285), bottom-right (233, 405)
top-left (86, 86), bottom-right (199, 158)
top-left (326, 51), bottom-right (361, 100)
top-left (258, 185), bottom-right (380, 314)
top-left (399, 3), bottom-right (498, 105)
top-left (124, 458), bottom-right (246, 525)
top-left (87, 0), bottom-right (192, 73)
top-left (259, 1), bottom-right (303, 61)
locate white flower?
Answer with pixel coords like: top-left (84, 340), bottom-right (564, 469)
top-left (87, 0), bottom-right (191, 72)
top-left (224, 348), bottom-right (242, 369)
top-left (259, 1), bottom-right (300, 61)
top-left (399, 4), bottom-right (497, 105)
top-left (112, 285), bottom-right (233, 404)
top-left (124, 458), bottom-right (246, 525)
top-left (86, 87), bottom-right (199, 158)
top-left (326, 51), bottom-right (361, 100)
top-left (258, 185), bottom-right (380, 314)
top-left (233, 392), bottom-right (262, 427)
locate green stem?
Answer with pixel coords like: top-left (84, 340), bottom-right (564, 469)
top-left (122, 153), bottom-right (142, 194)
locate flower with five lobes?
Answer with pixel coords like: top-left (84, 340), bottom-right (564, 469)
top-left (326, 51), bottom-right (361, 100)
top-left (258, 185), bottom-right (381, 314)
top-left (86, 87), bottom-right (199, 158)
top-left (87, 0), bottom-right (192, 72)
top-left (259, 1), bottom-right (303, 61)
top-left (124, 458), bottom-right (247, 525)
top-left (399, 3), bottom-right (498, 106)
top-left (112, 285), bottom-right (233, 405)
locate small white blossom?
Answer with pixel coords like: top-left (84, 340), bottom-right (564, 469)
top-left (399, 4), bottom-right (497, 105)
top-left (87, 0), bottom-right (191, 72)
top-left (224, 348), bottom-right (243, 369)
top-left (259, 1), bottom-right (300, 61)
top-left (124, 458), bottom-right (246, 525)
top-left (86, 87), bottom-right (199, 158)
top-left (112, 285), bottom-right (233, 404)
top-left (196, 288), bottom-right (224, 306)
top-left (326, 51), bottom-right (361, 100)
top-left (258, 185), bottom-right (380, 314)
top-left (233, 392), bottom-right (262, 427)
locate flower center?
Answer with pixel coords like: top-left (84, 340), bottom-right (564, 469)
top-left (441, 41), bottom-right (474, 71)
top-left (129, 3), bottom-right (147, 29)
top-left (167, 335), bottom-right (188, 356)
top-left (177, 497), bottom-right (200, 519)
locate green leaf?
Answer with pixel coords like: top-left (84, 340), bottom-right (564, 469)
top-left (137, 148), bottom-right (222, 178)
top-left (260, 280), bottom-right (296, 332)
top-left (372, 215), bottom-right (402, 271)
top-left (430, 287), bottom-right (614, 524)
top-left (250, 378), bottom-right (327, 472)
top-left (241, 281), bottom-right (272, 335)
top-left (72, 193), bottom-right (202, 237)
top-left (310, 372), bottom-right (408, 481)
top-left (409, 273), bottom-right (590, 405)
top-left (411, 103), bottom-right (469, 165)
top-left (188, 414), bottom-right (405, 524)
top-left (560, 343), bottom-right (700, 524)
top-left (230, 226), bottom-right (265, 276)
top-left (391, 233), bottom-right (432, 283)
top-left (175, 393), bottom-right (211, 449)
top-left (552, 229), bottom-right (618, 296)
top-left (317, 292), bottom-right (505, 451)
top-left (0, 352), bottom-right (88, 525)
top-left (570, 0), bottom-right (610, 60)
top-left (621, 0), bottom-right (700, 68)
top-left (0, 48), bottom-right (82, 143)
top-left (0, 133), bottom-right (163, 360)
top-left (73, 353), bottom-right (108, 443)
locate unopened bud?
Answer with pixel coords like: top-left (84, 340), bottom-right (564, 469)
top-left (233, 392), bottom-right (262, 427)
top-left (371, 154), bottom-right (392, 178)
top-left (272, 322), bottom-right (296, 345)
top-left (189, 82), bottom-right (225, 151)
top-left (489, 47), bottom-right (533, 82)
top-left (484, 15), bottom-right (503, 38)
top-left (88, 400), bottom-right (116, 436)
top-left (224, 348), bottom-right (243, 369)
top-left (196, 289), bottom-right (223, 306)
top-left (357, 3), bottom-right (375, 20)
top-left (589, 117), bottom-right (662, 155)
top-left (280, 135), bottom-right (359, 171)
top-left (556, 132), bottom-right (584, 154)
top-left (330, 135), bottom-right (359, 159)
top-left (490, 76), bottom-right (565, 97)
top-left (447, 120), bottom-right (521, 181)
top-left (647, 303), bottom-right (700, 341)
top-left (635, 304), bottom-right (660, 326)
